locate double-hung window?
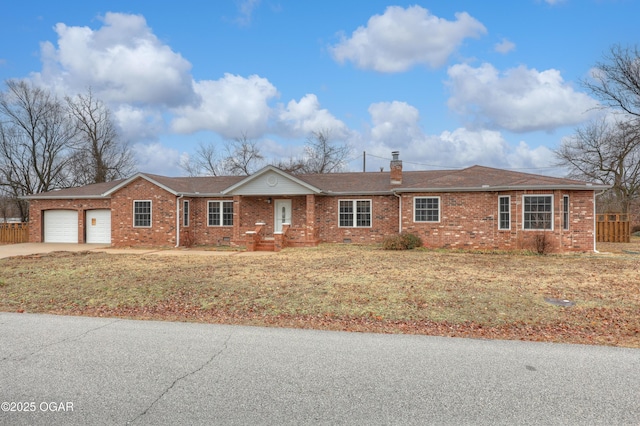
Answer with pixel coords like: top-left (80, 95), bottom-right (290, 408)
top-left (523, 195), bottom-right (553, 230)
top-left (133, 200), bottom-right (151, 228)
top-left (414, 197), bottom-right (440, 222)
top-left (339, 200), bottom-right (371, 227)
top-left (498, 196), bottom-right (510, 230)
top-left (562, 195), bottom-right (569, 230)
top-left (183, 200), bottom-right (190, 227)
top-left (208, 201), bottom-right (234, 226)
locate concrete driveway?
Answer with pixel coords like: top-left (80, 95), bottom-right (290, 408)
top-left (0, 243), bottom-right (274, 259)
top-left (0, 243), bottom-right (110, 259)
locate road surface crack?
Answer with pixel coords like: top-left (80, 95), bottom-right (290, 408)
top-left (1, 319), bottom-right (120, 362)
top-left (129, 332), bottom-right (232, 425)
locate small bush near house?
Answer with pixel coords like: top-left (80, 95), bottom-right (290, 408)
top-left (533, 233), bottom-right (552, 255)
top-left (632, 225), bottom-right (640, 233)
top-left (382, 233), bottom-right (422, 250)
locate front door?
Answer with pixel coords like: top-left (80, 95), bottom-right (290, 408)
top-left (274, 199), bottom-right (292, 232)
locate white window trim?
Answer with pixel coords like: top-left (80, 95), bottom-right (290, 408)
top-left (522, 194), bottom-right (554, 231)
top-left (133, 200), bottom-right (152, 228)
top-left (498, 195), bottom-right (511, 230)
top-left (207, 200), bottom-right (234, 227)
top-left (338, 199), bottom-right (372, 228)
top-left (413, 196), bottom-right (441, 223)
top-left (183, 200), bottom-right (190, 227)
top-left (563, 195), bottom-right (570, 230)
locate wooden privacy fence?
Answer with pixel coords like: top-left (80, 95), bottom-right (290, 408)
top-left (0, 223), bottom-right (29, 244)
top-left (596, 213), bottom-right (630, 243)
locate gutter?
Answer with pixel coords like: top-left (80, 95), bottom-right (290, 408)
top-left (393, 191), bottom-right (402, 233)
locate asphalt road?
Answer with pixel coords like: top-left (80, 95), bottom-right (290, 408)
top-left (0, 313), bottom-right (638, 425)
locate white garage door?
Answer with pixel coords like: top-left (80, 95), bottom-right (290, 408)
top-left (44, 210), bottom-right (78, 243)
top-left (86, 209), bottom-right (111, 244)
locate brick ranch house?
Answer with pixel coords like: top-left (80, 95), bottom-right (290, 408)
top-left (24, 153), bottom-right (609, 252)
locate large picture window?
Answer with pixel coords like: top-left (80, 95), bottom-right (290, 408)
top-left (414, 197), bottom-right (440, 222)
top-left (133, 200), bottom-right (151, 228)
top-left (339, 200), bottom-right (371, 227)
top-left (208, 201), bottom-right (234, 226)
top-left (498, 196), bottom-right (510, 230)
top-left (523, 195), bottom-right (553, 230)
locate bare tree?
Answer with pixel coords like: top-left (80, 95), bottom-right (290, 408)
top-left (66, 88), bottom-right (134, 185)
top-left (0, 80), bottom-right (76, 219)
top-left (556, 117), bottom-right (640, 213)
top-left (223, 133), bottom-right (264, 176)
top-left (179, 141), bottom-right (224, 177)
top-left (583, 44), bottom-right (640, 118)
top-left (300, 129), bottom-right (350, 174)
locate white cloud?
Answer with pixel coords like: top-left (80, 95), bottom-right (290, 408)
top-left (494, 38), bottom-right (515, 54)
top-left (113, 105), bottom-right (165, 143)
top-left (361, 101), bottom-right (556, 171)
top-left (235, 0), bottom-right (261, 26)
top-left (32, 12), bottom-right (195, 107)
top-left (330, 5), bottom-right (486, 72)
top-left (171, 73), bottom-right (278, 139)
top-left (446, 63), bottom-right (599, 132)
top-left (278, 94), bottom-right (350, 139)
top-left (132, 142), bottom-right (182, 175)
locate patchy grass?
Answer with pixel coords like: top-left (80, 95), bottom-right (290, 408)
top-left (1, 242), bottom-right (639, 347)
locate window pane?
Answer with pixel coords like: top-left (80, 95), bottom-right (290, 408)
top-left (183, 201), bottom-right (189, 227)
top-left (222, 201), bottom-right (233, 226)
top-left (356, 200), bottom-right (371, 227)
top-left (339, 200), bottom-right (353, 227)
top-left (499, 197), bottom-right (510, 230)
top-left (134, 201), bottom-right (151, 227)
top-left (415, 197), bottom-right (439, 222)
top-left (524, 196), bottom-right (552, 229)
top-left (209, 202), bottom-right (220, 226)
top-left (563, 196), bottom-right (569, 230)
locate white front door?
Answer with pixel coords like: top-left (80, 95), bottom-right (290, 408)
top-left (274, 199), bottom-right (292, 232)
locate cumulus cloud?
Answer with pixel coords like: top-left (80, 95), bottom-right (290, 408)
top-left (446, 63), bottom-right (599, 132)
top-left (494, 38), bottom-right (515, 54)
top-left (112, 105), bottom-right (165, 143)
top-left (278, 94), bottom-right (350, 139)
top-left (330, 5), bottom-right (486, 72)
top-left (131, 142), bottom-right (182, 175)
top-left (171, 74), bottom-right (278, 139)
top-left (361, 101), bottom-right (556, 171)
top-left (33, 12), bottom-right (195, 107)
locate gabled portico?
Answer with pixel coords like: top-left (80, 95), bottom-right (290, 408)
top-left (222, 166), bottom-right (323, 251)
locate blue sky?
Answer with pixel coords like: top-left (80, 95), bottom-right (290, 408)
top-left (1, 0), bottom-right (638, 176)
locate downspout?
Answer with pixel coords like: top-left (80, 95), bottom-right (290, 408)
top-left (393, 191), bottom-right (402, 233)
top-left (176, 194), bottom-right (183, 248)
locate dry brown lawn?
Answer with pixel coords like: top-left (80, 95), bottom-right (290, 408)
top-left (1, 238), bottom-right (639, 347)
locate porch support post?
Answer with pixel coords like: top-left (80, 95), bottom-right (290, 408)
top-left (306, 194), bottom-right (316, 242)
top-left (233, 195), bottom-right (242, 242)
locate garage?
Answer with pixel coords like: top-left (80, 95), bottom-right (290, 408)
top-left (44, 210), bottom-right (78, 243)
top-left (85, 209), bottom-right (111, 244)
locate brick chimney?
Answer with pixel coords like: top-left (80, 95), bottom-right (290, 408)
top-left (390, 151), bottom-right (402, 185)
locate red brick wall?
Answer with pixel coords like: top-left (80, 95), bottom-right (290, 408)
top-left (110, 178), bottom-right (177, 247)
top-left (28, 198), bottom-right (111, 243)
top-left (315, 195), bottom-right (400, 243)
top-left (28, 182), bottom-right (597, 252)
top-left (401, 190), bottom-right (595, 252)
top-left (180, 197), bottom-right (234, 246)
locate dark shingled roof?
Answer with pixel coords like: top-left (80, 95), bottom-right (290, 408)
top-left (24, 165), bottom-right (606, 199)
